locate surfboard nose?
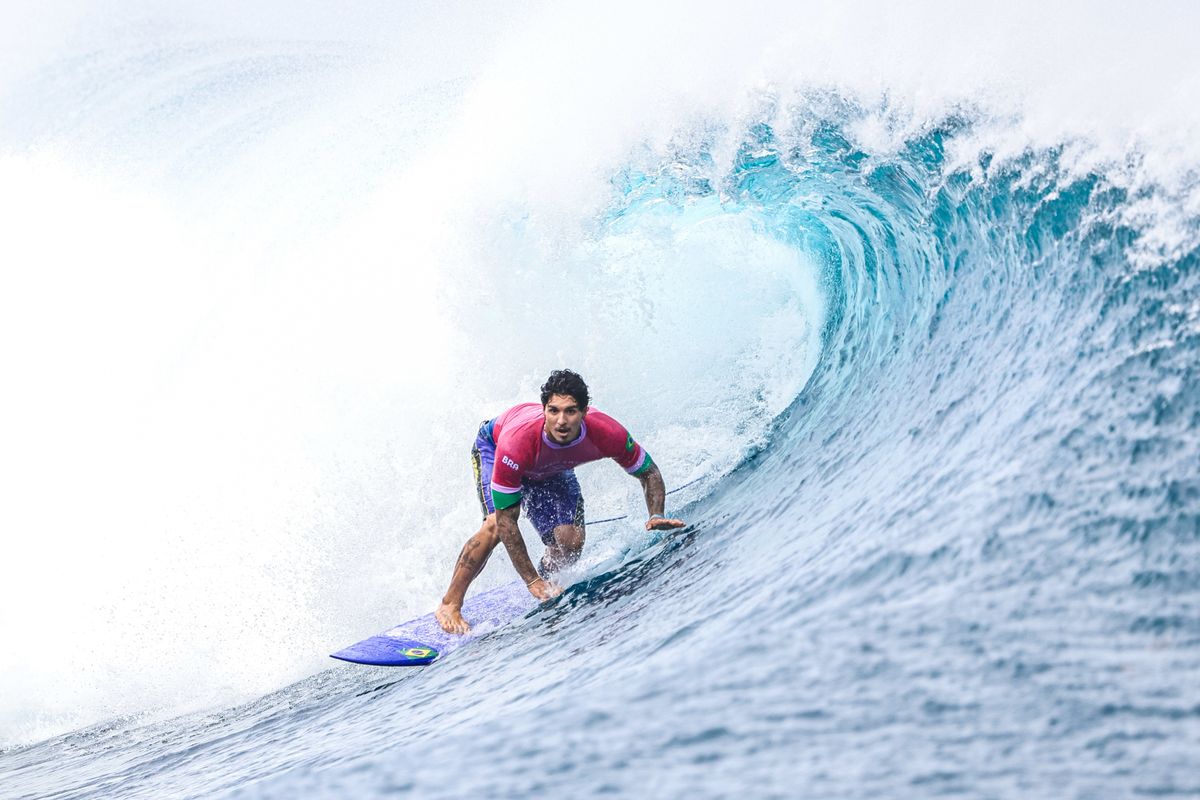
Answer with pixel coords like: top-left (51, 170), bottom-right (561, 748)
top-left (330, 637), bottom-right (439, 667)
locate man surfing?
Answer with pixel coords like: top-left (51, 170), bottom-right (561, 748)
top-left (435, 369), bottom-right (686, 634)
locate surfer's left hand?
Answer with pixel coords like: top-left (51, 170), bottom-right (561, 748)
top-left (528, 578), bottom-right (563, 601)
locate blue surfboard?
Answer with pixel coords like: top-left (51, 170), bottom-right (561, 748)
top-left (330, 580), bottom-right (539, 666)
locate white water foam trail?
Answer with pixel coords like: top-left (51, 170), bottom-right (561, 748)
top-left (2, 0), bottom-right (1198, 747)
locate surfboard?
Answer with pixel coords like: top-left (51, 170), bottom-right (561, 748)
top-left (329, 580), bottom-right (539, 666)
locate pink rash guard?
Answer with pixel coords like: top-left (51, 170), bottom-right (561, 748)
top-left (488, 403), bottom-right (653, 510)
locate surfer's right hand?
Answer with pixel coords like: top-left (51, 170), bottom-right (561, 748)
top-left (528, 578), bottom-right (562, 601)
top-left (435, 602), bottom-right (471, 635)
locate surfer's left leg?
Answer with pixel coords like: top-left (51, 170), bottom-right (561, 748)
top-left (542, 523), bottom-right (585, 573)
top-left (523, 470), bottom-right (586, 575)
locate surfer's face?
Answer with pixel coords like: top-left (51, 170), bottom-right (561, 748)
top-left (543, 394), bottom-right (586, 445)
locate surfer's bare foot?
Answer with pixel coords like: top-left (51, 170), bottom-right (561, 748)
top-left (435, 602), bottom-right (470, 634)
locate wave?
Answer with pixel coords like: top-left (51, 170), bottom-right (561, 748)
top-left (1, 9), bottom-right (1198, 790)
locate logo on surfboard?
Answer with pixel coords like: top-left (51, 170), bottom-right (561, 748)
top-left (399, 646), bottom-right (435, 659)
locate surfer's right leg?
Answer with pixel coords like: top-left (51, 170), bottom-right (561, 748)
top-left (436, 421), bottom-right (502, 635)
top-left (436, 513), bottom-right (501, 634)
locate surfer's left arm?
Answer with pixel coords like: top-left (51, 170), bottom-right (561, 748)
top-left (636, 464), bottom-right (686, 531)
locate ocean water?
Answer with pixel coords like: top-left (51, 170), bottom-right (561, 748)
top-left (2, 2), bottom-right (1199, 797)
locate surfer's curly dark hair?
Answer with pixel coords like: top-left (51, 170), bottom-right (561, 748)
top-left (540, 369), bottom-right (590, 409)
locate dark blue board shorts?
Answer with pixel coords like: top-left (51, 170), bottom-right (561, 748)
top-left (472, 419), bottom-right (584, 545)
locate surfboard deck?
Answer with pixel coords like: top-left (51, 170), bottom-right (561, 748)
top-left (330, 580), bottom-right (538, 666)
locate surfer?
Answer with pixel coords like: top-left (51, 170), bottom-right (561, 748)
top-left (435, 369), bottom-right (686, 634)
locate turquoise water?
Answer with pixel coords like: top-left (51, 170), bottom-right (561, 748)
top-left (2, 4), bottom-right (1199, 797)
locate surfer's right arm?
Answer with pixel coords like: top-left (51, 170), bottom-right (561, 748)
top-left (495, 505), bottom-right (561, 600)
top-left (489, 435), bottom-right (561, 600)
